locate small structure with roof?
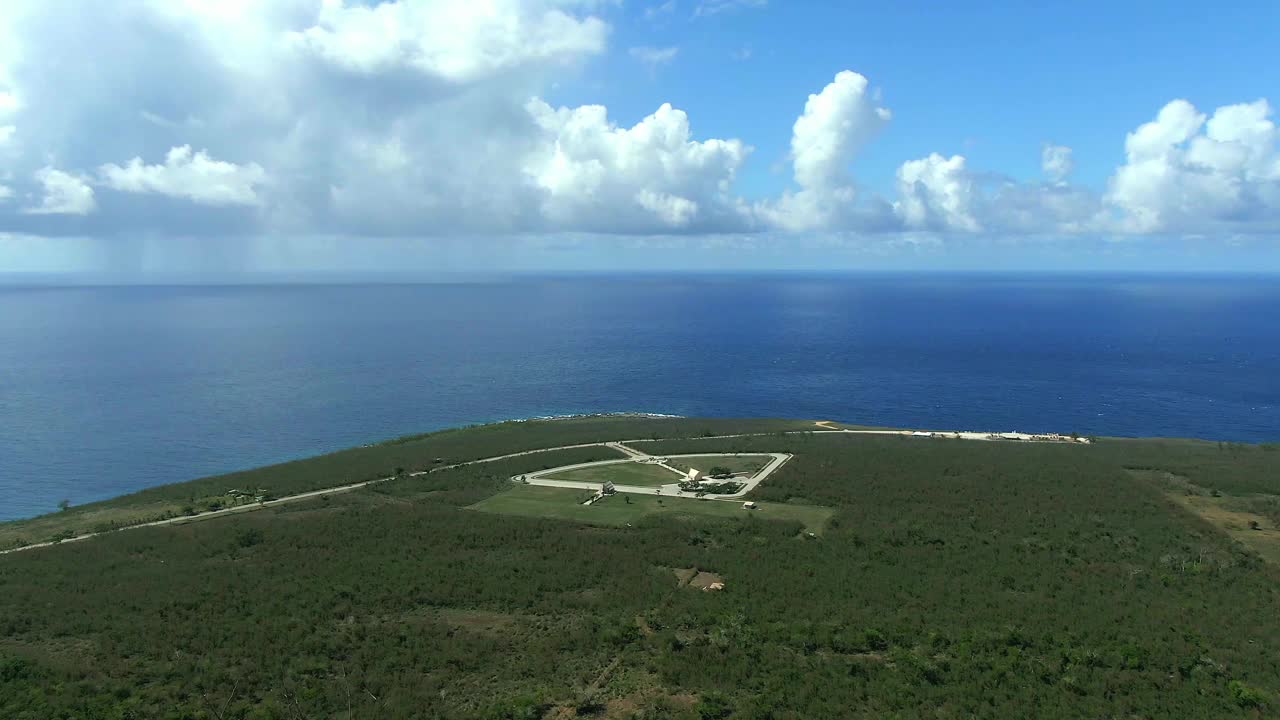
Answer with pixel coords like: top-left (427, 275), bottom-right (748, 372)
top-left (686, 468), bottom-right (704, 483)
top-left (742, 501), bottom-right (757, 510)
top-left (601, 481), bottom-right (616, 496)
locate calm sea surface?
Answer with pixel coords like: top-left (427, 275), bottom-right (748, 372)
top-left (1, 274), bottom-right (1277, 520)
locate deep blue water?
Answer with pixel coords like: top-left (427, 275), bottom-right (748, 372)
top-left (1, 274), bottom-right (1277, 520)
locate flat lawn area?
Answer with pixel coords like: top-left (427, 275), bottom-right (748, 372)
top-left (542, 461), bottom-right (684, 487)
top-left (665, 454), bottom-right (772, 476)
top-left (469, 485), bottom-right (835, 534)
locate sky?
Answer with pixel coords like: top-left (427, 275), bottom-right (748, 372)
top-left (1, 0), bottom-right (1279, 277)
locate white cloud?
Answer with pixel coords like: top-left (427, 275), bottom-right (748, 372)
top-left (1041, 144), bottom-right (1074, 184)
top-left (636, 189), bottom-right (698, 226)
top-left (0, 0), bottom-right (1275, 245)
top-left (0, 86), bottom-right (16, 150)
top-left (791, 71), bottom-right (891, 191)
top-left (24, 168), bottom-right (96, 215)
top-left (694, 0), bottom-right (767, 17)
top-left (895, 153), bottom-right (979, 232)
top-left (1105, 99), bottom-right (1280, 233)
top-left (758, 70), bottom-right (892, 231)
top-left (523, 99), bottom-right (751, 232)
top-left (644, 1), bottom-right (677, 21)
top-left (629, 46), bottom-right (679, 69)
top-left (100, 146), bottom-right (267, 207)
top-left (982, 181), bottom-right (1102, 235)
top-left (287, 0), bottom-right (608, 82)
top-left (0, 185), bottom-right (11, 201)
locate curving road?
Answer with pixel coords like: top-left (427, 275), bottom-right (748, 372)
top-left (3, 424), bottom-right (1085, 555)
top-left (515, 449), bottom-right (792, 501)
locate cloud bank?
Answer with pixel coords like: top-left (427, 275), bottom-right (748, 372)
top-left (0, 0), bottom-right (1277, 242)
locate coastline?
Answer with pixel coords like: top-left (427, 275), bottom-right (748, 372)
top-left (4, 414), bottom-right (1274, 554)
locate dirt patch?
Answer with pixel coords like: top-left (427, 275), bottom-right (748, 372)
top-left (431, 608), bottom-right (518, 635)
top-left (671, 567), bottom-right (697, 586)
top-left (1167, 494), bottom-right (1280, 566)
top-left (549, 692), bottom-right (697, 719)
top-left (605, 693), bottom-right (696, 718)
top-left (688, 571), bottom-right (725, 591)
top-left (1127, 468), bottom-right (1280, 566)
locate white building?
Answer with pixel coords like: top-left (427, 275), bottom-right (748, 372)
top-left (687, 468), bottom-right (704, 483)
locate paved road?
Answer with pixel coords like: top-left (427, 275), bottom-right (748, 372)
top-left (3, 424), bottom-right (1084, 555)
top-left (606, 441), bottom-right (648, 458)
top-left (1, 442), bottom-right (626, 556)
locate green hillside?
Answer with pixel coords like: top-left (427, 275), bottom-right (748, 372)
top-left (2, 419), bottom-right (1279, 719)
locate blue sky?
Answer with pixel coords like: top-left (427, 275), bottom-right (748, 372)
top-left (1, 0), bottom-right (1278, 276)
top-left (571, 1), bottom-right (1280, 198)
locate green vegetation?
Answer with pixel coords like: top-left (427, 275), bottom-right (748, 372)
top-left (542, 460), bottom-right (684, 487)
top-left (0, 416), bottom-right (809, 551)
top-left (1128, 467), bottom-right (1280, 566)
top-left (471, 485), bottom-right (833, 533)
top-left (665, 454), bottom-right (771, 477)
top-left (2, 419), bottom-right (1280, 718)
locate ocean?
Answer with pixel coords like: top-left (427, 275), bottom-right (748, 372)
top-left (1, 273), bottom-right (1277, 520)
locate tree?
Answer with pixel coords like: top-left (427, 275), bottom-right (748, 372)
top-left (696, 692), bottom-right (733, 719)
top-left (57, 499), bottom-right (70, 512)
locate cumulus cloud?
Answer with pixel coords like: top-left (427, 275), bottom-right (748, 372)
top-left (100, 146), bottom-right (267, 207)
top-left (889, 151), bottom-right (1105, 235)
top-left (0, 0), bottom-right (1275, 244)
top-left (895, 154), bottom-right (979, 232)
top-left (0, 0), bottom-right (624, 237)
top-left (1105, 99), bottom-right (1280, 233)
top-left (287, 0), bottom-right (608, 82)
top-left (758, 71), bottom-right (891, 231)
top-left (522, 99), bottom-right (751, 232)
top-left (24, 168), bottom-right (96, 215)
top-left (0, 85), bottom-right (16, 150)
top-left (1041, 144), bottom-right (1074, 184)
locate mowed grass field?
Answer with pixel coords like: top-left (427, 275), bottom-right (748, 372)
top-left (469, 484), bottom-right (834, 534)
top-left (541, 460), bottom-right (685, 487)
top-left (665, 454), bottom-right (771, 476)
